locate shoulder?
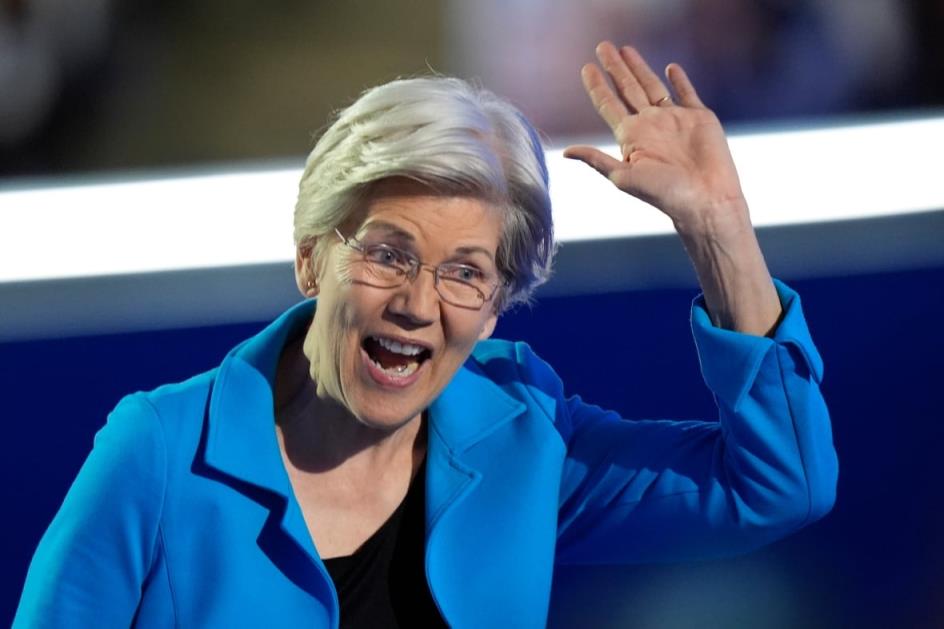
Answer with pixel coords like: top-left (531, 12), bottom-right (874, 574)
top-left (134, 369), bottom-right (217, 423)
top-left (107, 368), bottom-right (218, 457)
top-left (471, 338), bottom-right (562, 384)
top-left (469, 338), bottom-right (566, 418)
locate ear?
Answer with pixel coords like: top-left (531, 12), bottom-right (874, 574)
top-left (294, 240), bottom-right (319, 298)
top-left (478, 311), bottom-right (498, 341)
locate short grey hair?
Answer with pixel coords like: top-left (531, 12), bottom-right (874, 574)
top-left (293, 75), bottom-right (555, 312)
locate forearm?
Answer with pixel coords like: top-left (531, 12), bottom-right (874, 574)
top-left (675, 201), bottom-right (782, 337)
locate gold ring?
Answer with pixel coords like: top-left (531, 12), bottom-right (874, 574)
top-left (655, 95), bottom-right (672, 106)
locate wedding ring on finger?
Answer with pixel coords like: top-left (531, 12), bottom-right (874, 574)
top-left (654, 95), bottom-right (673, 107)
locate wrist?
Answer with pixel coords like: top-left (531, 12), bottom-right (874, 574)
top-left (673, 197), bottom-right (752, 241)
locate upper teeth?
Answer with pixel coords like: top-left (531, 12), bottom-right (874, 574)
top-left (375, 336), bottom-right (425, 356)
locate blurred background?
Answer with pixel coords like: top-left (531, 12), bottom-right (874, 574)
top-left (1, 0), bottom-right (941, 176)
top-left (3, 1), bottom-right (944, 627)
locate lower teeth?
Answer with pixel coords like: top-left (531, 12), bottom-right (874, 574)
top-left (372, 359), bottom-right (419, 377)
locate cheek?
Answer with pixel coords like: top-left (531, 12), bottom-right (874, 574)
top-left (324, 295), bottom-right (360, 367)
top-left (439, 314), bottom-right (490, 366)
top-left (320, 255), bottom-right (363, 344)
top-left (305, 288), bottom-right (364, 399)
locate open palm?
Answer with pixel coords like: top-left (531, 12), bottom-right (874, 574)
top-left (565, 42), bottom-right (747, 232)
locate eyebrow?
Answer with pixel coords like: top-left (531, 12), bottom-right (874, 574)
top-left (453, 245), bottom-right (495, 263)
top-left (360, 220), bottom-right (496, 263)
top-left (360, 221), bottom-right (415, 242)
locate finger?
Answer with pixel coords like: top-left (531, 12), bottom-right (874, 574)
top-left (562, 145), bottom-right (624, 180)
top-left (619, 45), bottom-right (672, 106)
top-left (580, 64), bottom-right (630, 135)
top-left (665, 63), bottom-right (705, 108)
top-left (595, 41), bottom-right (650, 113)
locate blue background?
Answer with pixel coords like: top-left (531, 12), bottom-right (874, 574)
top-left (3, 265), bottom-right (943, 627)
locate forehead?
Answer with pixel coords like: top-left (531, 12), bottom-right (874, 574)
top-left (358, 179), bottom-right (503, 251)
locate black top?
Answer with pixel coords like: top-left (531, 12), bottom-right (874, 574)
top-left (323, 459), bottom-right (448, 628)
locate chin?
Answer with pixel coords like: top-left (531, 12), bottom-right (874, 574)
top-left (349, 397), bottom-right (425, 433)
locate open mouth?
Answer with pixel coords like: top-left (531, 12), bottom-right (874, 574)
top-left (362, 335), bottom-right (432, 378)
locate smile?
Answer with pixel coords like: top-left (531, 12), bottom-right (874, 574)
top-left (361, 335), bottom-right (433, 387)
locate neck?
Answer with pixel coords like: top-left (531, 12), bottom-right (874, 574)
top-left (274, 335), bottom-right (427, 479)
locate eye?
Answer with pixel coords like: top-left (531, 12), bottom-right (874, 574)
top-left (364, 244), bottom-right (410, 267)
top-left (443, 264), bottom-right (486, 283)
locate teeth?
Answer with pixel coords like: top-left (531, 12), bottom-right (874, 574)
top-left (370, 356), bottom-right (420, 378)
top-left (374, 336), bottom-right (425, 356)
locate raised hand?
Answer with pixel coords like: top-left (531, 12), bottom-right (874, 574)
top-left (566, 41), bottom-right (783, 336)
top-left (564, 41), bottom-right (747, 234)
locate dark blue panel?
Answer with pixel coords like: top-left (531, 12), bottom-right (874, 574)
top-left (3, 267), bottom-right (943, 627)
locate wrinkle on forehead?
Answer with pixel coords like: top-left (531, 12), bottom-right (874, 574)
top-left (358, 178), bottom-right (504, 257)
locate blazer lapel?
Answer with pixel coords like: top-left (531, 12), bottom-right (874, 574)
top-left (204, 356), bottom-right (320, 557)
top-left (424, 357), bottom-right (527, 619)
top-left (199, 301), bottom-right (339, 623)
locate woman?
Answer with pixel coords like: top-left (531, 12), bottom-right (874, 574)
top-left (15, 42), bottom-right (837, 628)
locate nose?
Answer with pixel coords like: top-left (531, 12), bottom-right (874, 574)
top-left (386, 265), bottom-right (440, 326)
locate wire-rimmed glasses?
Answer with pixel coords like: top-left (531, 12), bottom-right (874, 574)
top-left (335, 229), bottom-right (502, 310)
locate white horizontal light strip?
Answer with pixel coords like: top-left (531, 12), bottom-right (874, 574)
top-left (0, 169), bottom-right (301, 283)
top-left (2, 116), bottom-right (943, 284)
top-left (550, 115), bottom-right (944, 241)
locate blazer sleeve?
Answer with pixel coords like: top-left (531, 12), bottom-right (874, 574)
top-left (14, 394), bottom-right (167, 627)
top-left (539, 278), bottom-right (838, 565)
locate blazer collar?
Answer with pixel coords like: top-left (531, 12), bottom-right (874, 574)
top-left (428, 356), bottom-right (526, 453)
top-left (203, 299), bottom-right (315, 497)
top-left (201, 298), bottom-right (527, 545)
top-left (205, 299), bottom-right (526, 483)
top-left (200, 299), bottom-right (529, 623)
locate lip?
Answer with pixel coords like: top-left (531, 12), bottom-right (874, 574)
top-left (360, 345), bottom-right (428, 389)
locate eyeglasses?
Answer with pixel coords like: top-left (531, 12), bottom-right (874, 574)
top-left (335, 229), bottom-right (503, 310)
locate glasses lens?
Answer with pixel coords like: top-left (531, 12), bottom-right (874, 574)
top-left (345, 238), bottom-right (495, 309)
top-left (361, 261), bottom-right (404, 286)
top-left (438, 277), bottom-right (487, 309)
top-left (352, 243), bottom-right (410, 287)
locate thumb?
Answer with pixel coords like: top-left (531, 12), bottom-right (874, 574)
top-left (562, 145), bottom-right (623, 180)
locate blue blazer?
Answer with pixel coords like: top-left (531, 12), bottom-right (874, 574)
top-left (15, 279), bottom-right (838, 628)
